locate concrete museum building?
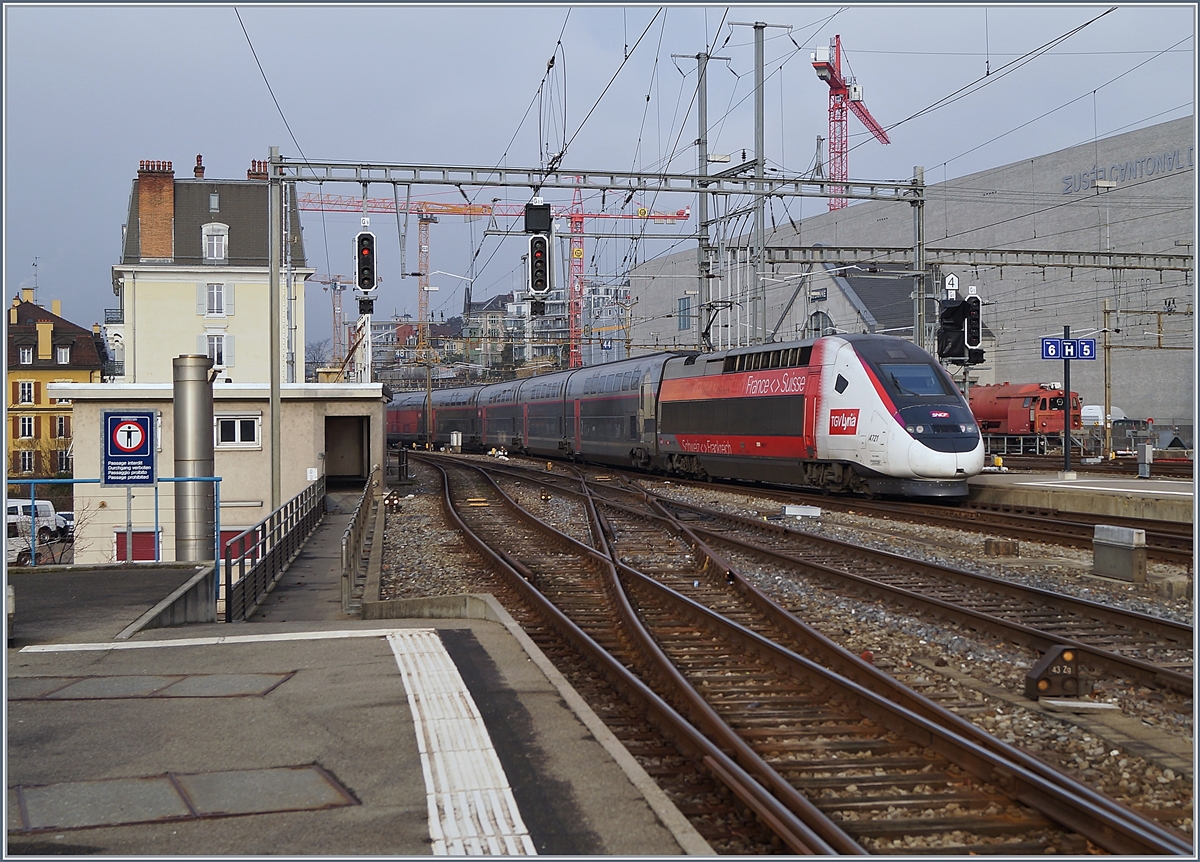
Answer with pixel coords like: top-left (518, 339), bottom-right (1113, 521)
top-left (629, 116), bottom-right (1194, 436)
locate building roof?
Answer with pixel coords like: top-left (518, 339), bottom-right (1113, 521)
top-left (7, 300), bottom-right (106, 370)
top-left (120, 169), bottom-right (306, 268)
top-left (468, 293), bottom-right (514, 315)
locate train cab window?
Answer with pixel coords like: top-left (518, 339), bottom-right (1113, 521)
top-left (1023, 397), bottom-right (1033, 408)
top-left (835, 374), bottom-right (849, 394)
top-left (1040, 398), bottom-right (1048, 410)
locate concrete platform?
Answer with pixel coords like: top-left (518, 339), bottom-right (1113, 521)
top-left (6, 494), bottom-right (709, 856)
top-left (968, 470), bottom-right (1193, 524)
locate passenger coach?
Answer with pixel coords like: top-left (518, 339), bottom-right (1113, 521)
top-left (388, 334), bottom-right (984, 497)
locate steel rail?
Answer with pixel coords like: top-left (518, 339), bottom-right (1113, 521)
top-left (614, 554), bottom-right (1191, 857)
top-left (629, 491), bottom-right (1193, 856)
top-left (424, 457), bottom-right (849, 855)
top-left (644, 493), bottom-right (1193, 693)
top-left (447, 457), bottom-right (1192, 854)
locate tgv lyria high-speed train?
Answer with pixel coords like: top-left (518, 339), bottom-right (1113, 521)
top-left (388, 334), bottom-right (985, 497)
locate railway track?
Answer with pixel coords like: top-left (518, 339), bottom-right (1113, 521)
top-left (656, 473), bottom-right (1192, 566)
top-left (995, 455), bottom-right (1193, 479)
top-left (473, 458), bottom-right (1193, 696)
top-left (421, 454), bottom-right (1191, 855)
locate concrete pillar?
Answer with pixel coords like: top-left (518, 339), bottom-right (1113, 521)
top-left (174, 355), bottom-right (214, 561)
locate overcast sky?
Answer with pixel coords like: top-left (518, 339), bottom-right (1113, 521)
top-left (4, 3), bottom-right (1195, 345)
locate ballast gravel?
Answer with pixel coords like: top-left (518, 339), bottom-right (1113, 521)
top-left (380, 456), bottom-right (1193, 838)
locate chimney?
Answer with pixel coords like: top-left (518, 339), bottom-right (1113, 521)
top-left (247, 159), bottom-right (268, 181)
top-left (9, 302), bottom-right (16, 325)
top-left (137, 159), bottom-right (175, 261)
top-left (20, 288), bottom-right (34, 304)
top-left (193, 154), bottom-right (205, 179)
top-left (36, 321), bottom-right (53, 360)
top-left (93, 323), bottom-right (101, 334)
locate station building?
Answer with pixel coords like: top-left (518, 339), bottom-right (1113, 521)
top-left (60, 155), bottom-right (387, 565)
top-left (56, 381), bottom-right (385, 564)
top-left (629, 116), bottom-right (1194, 436)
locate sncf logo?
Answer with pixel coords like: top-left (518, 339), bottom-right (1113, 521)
top-left (931, 410), bottom-right (950, 418)
top-left (829, 408), bottom-right (860, 435)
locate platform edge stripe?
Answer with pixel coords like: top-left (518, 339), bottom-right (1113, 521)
top-left (386, 631), bottom-right (535, 855)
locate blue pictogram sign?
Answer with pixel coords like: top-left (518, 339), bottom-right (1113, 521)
top-left (103, 411), bottom-right (156, 485)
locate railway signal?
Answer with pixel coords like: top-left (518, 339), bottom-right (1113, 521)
top-left (964, 295), bottom-right (982, 349)
top-left (527, 233), bottom-right (550, 299)
top-left (355, 231), bottom-right (377, 291)
top-left (936, 299), bottom-right (967, 360)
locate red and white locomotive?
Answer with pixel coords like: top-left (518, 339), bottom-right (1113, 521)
top-left (389, 333), bottom-right (984, 497)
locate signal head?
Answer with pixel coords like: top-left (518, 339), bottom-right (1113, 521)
top-left (528, 233), bottom-right (550, 297)
top-left (355, 231), bottom-right (377, 291)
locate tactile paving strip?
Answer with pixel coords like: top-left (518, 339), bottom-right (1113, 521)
top-left (387, 630), bottom-right (536, 856)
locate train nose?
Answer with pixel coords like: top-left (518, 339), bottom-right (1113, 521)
top-left (958, 439), bottom-right (985, 474)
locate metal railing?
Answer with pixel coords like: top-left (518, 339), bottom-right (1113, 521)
top-left (103, 360), bottom-right (125, 377)
top-left (104, 308), bottom-right (124, 324)
top-left (340, 467), bottom-right (381, 613)
top-left (223, 476), bottom-right (326, 622)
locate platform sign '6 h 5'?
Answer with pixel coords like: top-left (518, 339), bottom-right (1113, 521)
top-left (102, 411), bottom-right (157, 486)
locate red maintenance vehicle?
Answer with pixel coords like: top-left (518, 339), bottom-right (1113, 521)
top-left (968, 382), bottom-right (1083, 455)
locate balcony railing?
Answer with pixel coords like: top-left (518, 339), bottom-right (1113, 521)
top-left (103, 360), bottom-right (124, 377)
top-left (104, 308), bottom-right (124, 324)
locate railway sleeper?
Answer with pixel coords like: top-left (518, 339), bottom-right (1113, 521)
top-left (838, 817), bottom-right (1056, 838)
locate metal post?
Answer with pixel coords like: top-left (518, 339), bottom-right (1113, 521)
top-left (912, 166), bottom-right (926, 350)
top-left (697, 51), bottom-right (710, 350)
top-left (1103, 301), bottom-right (1113, 458)
top-left (29, 481), bottom-right (38, 567)
top-left (753, 22), bottom-right (765, 344)
top-left (268, 145), bottom-right (282, 510)
top-left (154, 481), bottom-right (160, 561)
top-left (1063, 324), bottom-right (1072, 475)
top-left (125, 487), bottom-right (133, 563)
top-left (425, 364), bottom-right (433, 446)
top-left (174, 354), bottom-right (215, 561)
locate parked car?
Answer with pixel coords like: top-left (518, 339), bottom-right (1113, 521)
top-left (6, 500), bottom-right (68, 544)
top-left (59, 511), bottom-right (75, 541)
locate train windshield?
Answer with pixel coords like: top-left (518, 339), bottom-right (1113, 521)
top-left (879, 363), bottom-right (955, 397)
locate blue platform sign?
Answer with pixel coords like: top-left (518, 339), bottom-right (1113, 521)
top-left (102, 411), bottom-right (156, 485)
top-left (600, 339), bottom-right (614, 351)
top-left (1041, 337), bottom-right (1096, 360)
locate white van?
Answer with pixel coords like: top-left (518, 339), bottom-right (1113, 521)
top-left (7, 517), bottom-right (37, 566)
top-left (1081, 405), bottom-right (1127, 427)
top-left (5, 500), bottom-right (67, 544)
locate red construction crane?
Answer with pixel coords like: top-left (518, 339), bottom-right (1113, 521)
top-left (297, 192), bottom-right (689, 368)
top-left (811, 34), bottom-right (890, 211)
